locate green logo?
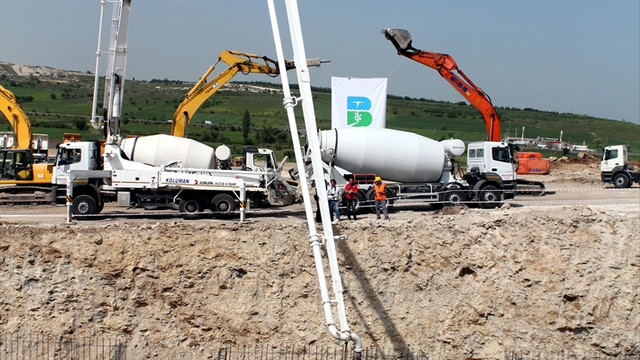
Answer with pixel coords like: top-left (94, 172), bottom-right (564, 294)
top-left (347, 96), bottom-right (373, 127)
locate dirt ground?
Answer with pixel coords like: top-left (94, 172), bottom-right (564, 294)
top-left (0, 158), bottom-right (638, 359)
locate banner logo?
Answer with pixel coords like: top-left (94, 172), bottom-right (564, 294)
top-left (332, 77), bottom-right (387, 129)
top-left (347, 96), bottom-right (373, 127)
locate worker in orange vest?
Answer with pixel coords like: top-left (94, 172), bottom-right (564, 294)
top-left (373, 176), bottom-right (389, 220)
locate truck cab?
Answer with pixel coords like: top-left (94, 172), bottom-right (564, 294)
top-left (600, 145), bottom-right (639, 188)
top-left (51, 141), bottom-right (102, 203)
top-left (464, 141), bottom-right (517, 205)
top-left (466, 141), bottom-right (516, 182)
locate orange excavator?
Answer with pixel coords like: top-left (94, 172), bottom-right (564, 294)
top-left (382, 28), bottom-right (549, 175)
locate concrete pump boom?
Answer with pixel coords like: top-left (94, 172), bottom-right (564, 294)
top-left (172, 50), bottom-right (327, 138)
top-left (267, 1), bottom-right (363, 358)
top-left (172, 51), bottom-right (279, 138)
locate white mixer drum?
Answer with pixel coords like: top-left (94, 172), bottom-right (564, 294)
top-left (120, 134), bottom-right (216, 169)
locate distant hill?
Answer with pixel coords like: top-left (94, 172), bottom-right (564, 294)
top-left (1, 62), bottom-right (638, 158)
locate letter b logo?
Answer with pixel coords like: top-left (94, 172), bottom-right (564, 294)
top-left (346, 96), bottom-right (373, 127)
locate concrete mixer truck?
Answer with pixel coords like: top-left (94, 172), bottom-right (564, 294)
top-left (52, 134), bottom-right (298, 216)
top-left (309, 127), bottom-right (519, 210)
top-left (51, 0), bottom-right (298, 217)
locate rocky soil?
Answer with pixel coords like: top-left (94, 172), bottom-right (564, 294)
top-left (0, 160), bottom-right (639, 359)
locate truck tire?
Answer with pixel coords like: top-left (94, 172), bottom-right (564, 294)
top-left (443, 189), bottom-right (466, 206)
top-left (211, 194), bottom-right (236, 213)
top-left (179, 198), bottom-right (202, 214)
top-left (72, 194), bottom-right (99, 215)
top-left (479, 185), bottom-right (502, 209)
top-left (613, 173), bottom-right (631, 188)
top-left (341, 191), bottom-right (366, 215)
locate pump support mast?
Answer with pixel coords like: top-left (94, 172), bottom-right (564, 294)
top-left (91, 0), bottom-right (131, 144)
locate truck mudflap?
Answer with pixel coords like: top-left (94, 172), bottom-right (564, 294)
top-left (516, 178), bottom-right (546, 196)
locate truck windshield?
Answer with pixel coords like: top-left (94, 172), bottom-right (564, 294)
top-left (603, 149), bottom-right (618, 160)
top-left (57, 147), bottom-right (82, 165)
top-left (492, 147), bottom-right (511, 163)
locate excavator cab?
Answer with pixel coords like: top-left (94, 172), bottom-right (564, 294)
top-left (0, 149), bottom-right (34, 181)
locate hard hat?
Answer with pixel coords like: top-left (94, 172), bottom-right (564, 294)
top-left (374, 176), bottom-right (381, 182)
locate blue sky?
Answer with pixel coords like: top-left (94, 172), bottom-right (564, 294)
top-left (1, 0), bottom-right (638, 125)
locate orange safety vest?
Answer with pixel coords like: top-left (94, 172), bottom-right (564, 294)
top-left (374, 182), bottom-right (386, 200)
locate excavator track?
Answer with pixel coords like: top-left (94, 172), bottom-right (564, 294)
top-left (516, 179), bottom-right (550, 196)
top-left (0, 185), bottom-right (52, 205)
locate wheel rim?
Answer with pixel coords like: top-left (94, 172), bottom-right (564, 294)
top-left (615, 175), bottom-right (628, 187)
top-left (184, 200), bottom-right (199, 213)
top-left (449, 193), bottom-right (462, 204)
top-left (217, 200), bottom-right (231, 212)
top-left (483, 192), bottom-right (497, 202)
top-left (77, 202), bottom-right (90, 214)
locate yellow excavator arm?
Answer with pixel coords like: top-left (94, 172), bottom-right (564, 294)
top-left (0, 84), bottom-right (33, 149)
top-left (172, 50), bottom-right (280, 137)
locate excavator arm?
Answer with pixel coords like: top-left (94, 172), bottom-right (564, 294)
top-left (0, 85), bottom-right (33, 149)
top-left (171, 50), bottom-right (281, 137)
top-left (382, 28), bottom-right (501, 142)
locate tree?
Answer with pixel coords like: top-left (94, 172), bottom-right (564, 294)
top-left (74, 119), bottom-right (88, 131)
top-left (242, 110), bottom-right (251, 144)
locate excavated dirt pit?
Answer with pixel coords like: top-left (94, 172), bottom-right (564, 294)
top-left (0, 160), bottom-right (638, 359)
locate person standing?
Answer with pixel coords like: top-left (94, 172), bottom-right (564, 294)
top-left (326, 179), bottom-right (341, 222)
top-left (374, 176), bottom-right (389, 220)
top-left (344, 177), bottom-right (358, 220)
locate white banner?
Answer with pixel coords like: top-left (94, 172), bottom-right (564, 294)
top-left (331, 77), bottom-right (387, 129)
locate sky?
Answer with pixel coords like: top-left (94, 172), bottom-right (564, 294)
top-left (1, 0), bottom-right (639, 125)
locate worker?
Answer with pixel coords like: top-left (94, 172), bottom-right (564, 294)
top-left (344, 176), bottom-right (358, 220)
top-left (374, 176), bottom-right (389, 220)
top-left (326, 179), bottom-right (341, 222)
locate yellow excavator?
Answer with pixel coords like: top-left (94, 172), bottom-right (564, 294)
top-left (172, 50), bottom-right (325, 137)
top-left (0, 84), bottom-right (54, 202)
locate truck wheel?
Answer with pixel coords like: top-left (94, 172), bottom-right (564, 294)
top-left (211, 194), bottom-right (236, 213)
top-left (443, 190), bottom-right (466, 206)
top-left (72, 194), bottom-right (98, 215)
top-left (384, 188), bottom-right (395, 210)
top-left (354, 191), bottom-right (366, 214)
top-left (479, 185), bottom-right (502, 209)
top-left (179, 198), bottom-right (202, 214)
top-left (613, 173), bottom-right (631, 188)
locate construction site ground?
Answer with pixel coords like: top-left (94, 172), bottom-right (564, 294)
top-left (0, 158), bottom-right (638, 359)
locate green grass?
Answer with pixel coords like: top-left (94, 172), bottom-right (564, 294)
top-left (1, 72), bottom-right (639, 161)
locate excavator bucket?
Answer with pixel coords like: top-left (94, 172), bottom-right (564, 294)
top-left (381, 28), bottom-right (413, 51)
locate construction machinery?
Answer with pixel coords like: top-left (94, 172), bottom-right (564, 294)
top-left (0, 84), bottom-right (53, 203)
top-left (172, 50), bottom-right (279, 138)
top-left (516, 151), bottom-right (550, 175)
top-left (311, 127), bottom-right (518, 210)
top-left (600, 145), bottom-right (640, 188)
top-left (267, 1), bottom-right (364, 357)
top-left (54, 0), bottom-right (298, 217)
top-left (381, 28), bottom-right (550, 176)
top-left (172, 50), bottom-right (326, 138)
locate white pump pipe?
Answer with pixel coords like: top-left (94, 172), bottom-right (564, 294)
top-left (267, 1), bottom-right (363, 357)
top-left (90, 0), bottom-right (107, 130)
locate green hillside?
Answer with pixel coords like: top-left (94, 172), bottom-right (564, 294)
top-left (1, 68), bottom-right (638, 161)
